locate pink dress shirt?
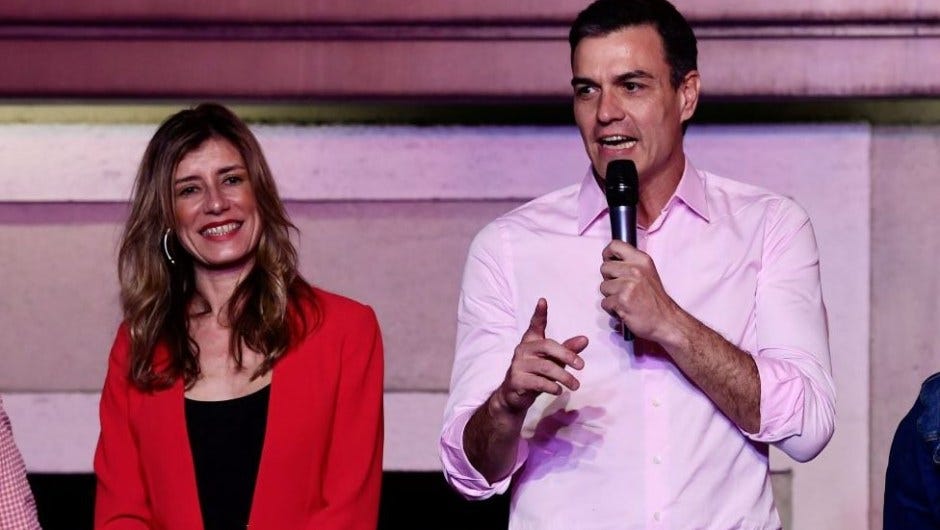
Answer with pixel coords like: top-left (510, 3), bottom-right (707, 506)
top-left (440, 161), bottom-right (836, 530)
top-left (0, 397), bottom-right (41, 530)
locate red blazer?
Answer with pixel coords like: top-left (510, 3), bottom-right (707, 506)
top-left (94, 288), bottom-right (384, 530)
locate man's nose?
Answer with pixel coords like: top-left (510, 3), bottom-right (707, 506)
top-left (597, 90), bottom-right (626, 124)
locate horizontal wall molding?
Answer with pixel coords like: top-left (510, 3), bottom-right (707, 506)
top-left (2, 0), bottom-right (938, 23)
top-left (3, 22), bottom-right (938, 41)
top-left (1, 36), bottom-right (936, 98)
top-left (3, 101), bottom-right (940, 126)
top-left (2, 391), bottom-right (450, 473)
top-left (1, 0), bottom-right (938, 100)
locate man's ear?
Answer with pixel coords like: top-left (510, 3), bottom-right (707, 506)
top-left (678, 70), bottom-right (701, 123)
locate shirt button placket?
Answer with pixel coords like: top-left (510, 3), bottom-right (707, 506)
top-left (647, 389), bottom-right (665, 528)
top-left (645, 372), bottom-right (668, 527)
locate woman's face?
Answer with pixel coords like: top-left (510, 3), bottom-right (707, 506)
top-left (171, 137), bottom-right (262, 274)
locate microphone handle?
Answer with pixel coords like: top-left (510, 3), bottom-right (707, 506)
top-left (611, 205), bottom-right (637, 341)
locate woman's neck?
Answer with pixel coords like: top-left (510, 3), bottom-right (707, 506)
top-left (192, 261), bottom-right (253, 321)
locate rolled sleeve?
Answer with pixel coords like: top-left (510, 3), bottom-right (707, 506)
top-left (746, 199), bottom-right (836, 462)
top-left (748, 349), bottom-right (836, 461)
top-left (440, 407), bottom-right (529, 499)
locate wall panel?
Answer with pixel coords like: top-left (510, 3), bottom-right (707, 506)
top-left (2, 0), bottom-right (937, 22)
top-left (869, 126), bottom-right (940, 527)
top-left (1, 1), bottom-right (937, 99)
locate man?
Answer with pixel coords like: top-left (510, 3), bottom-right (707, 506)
top-left (0, 397), bottom-right (41, 529)
top-left (884, 372), bottom-right (940, 529)
top-left (440, 0), bottom-right (836, 527)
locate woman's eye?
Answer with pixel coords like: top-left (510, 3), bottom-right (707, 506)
top-left (177, 186), bottom-right (198, 197)
top-left (223, 175), bottom-right (244, 185)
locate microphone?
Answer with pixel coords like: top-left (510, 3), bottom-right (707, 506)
top-left (605, 159), bottom-right (639, 341)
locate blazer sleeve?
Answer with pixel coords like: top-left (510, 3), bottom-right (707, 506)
top-left (94, 325), bottom-right (152, 529)
top-left (308, 305), bottom-right (384, 530)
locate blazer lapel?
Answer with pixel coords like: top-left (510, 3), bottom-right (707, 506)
top-left (152, 378), bottom-right (204, 528)
top-left (247, 360), bottom-right (281, 528)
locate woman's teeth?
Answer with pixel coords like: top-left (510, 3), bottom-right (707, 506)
top-left (202, 222), bottom-right (240, 237)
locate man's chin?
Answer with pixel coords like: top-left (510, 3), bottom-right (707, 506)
top-left (592, 157), bottom-right (640, 182)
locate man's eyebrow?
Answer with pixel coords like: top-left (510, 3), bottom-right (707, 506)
top-left (571, 70), bottom-right (656, 87)
top-left (570, 76), bottom-right (596, 87)
top-left (615, 70), bottom-right (655, 83)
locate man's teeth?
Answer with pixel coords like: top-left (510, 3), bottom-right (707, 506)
top-left (203, 222), bottom-right (240, 237)
top-left (600, 136), bottom-right (637, 147)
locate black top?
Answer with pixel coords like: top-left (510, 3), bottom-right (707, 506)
top-left (185, 385), bottom-right (270, 530)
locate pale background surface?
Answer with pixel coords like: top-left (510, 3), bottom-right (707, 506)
top-left (2, 124), bottom-right (871, 530)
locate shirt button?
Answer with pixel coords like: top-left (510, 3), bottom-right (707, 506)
top-left (651, 399), bottom-right (661, 407)
top-left (653, 512), bottom-right (662, 522)
top-left (653, 455), bottom-right (662, 464)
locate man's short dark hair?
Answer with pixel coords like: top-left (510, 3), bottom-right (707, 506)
top-left (569, 0), bottom-right (698, 89)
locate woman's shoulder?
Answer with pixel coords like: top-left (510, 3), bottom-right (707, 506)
top-left (287, 286), bottom-right (380, 366)
top-left (300, 285), bottom-right (378, 330)
top-left (107, 321), bottom-right (133, 360)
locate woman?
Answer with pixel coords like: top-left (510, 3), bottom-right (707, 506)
top-left (94, 103), bottom-right (383, 530)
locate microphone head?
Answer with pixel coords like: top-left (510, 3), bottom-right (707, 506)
top-left (605, 159), bottom-right (639, 207)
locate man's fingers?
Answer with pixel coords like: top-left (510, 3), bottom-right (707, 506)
top-left (602, 240), bottom-right (644, 262)
top-left (521, 338), bottom-right (585, 370)
top-left (561, 335), bottom-right (589, 356)
top-left (518, 374), bottom-right (564, 396)
top-left (520, 359), bottom-right (581, 392)
top-left (508, 300), bottom-right (586, 407)
top-left (602, 240), bottom-right (627, 261)
top-left (521, 298), bottom-right (549, 342)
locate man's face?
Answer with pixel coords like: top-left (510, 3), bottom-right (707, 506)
top-left (571, 24), bottom-right (699, 186)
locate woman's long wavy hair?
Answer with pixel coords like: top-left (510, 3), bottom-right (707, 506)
top-left (119, 103), bottom-right (316, 391)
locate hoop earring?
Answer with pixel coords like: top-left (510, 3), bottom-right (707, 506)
top-left (162, 229), bottom-right (176, 265)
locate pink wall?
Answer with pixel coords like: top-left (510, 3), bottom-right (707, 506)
top-left (0, 123), bottom-right (873, 530)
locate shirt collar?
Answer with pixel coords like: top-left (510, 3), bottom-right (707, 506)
top-left (577, 169), bottom-right (608, 235)
top-left (576, 158), bottom-right (710, 236)
top-left (672, 158), bottom-right (710, 223)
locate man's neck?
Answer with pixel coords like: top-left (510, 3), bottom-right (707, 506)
top-left (636, 176), bottom-right (680, 227)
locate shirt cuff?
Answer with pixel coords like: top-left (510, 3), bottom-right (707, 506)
top-left (440, 406), bottom-right (529, 500)
top-left (746, 354), bottom-right (805, 442)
